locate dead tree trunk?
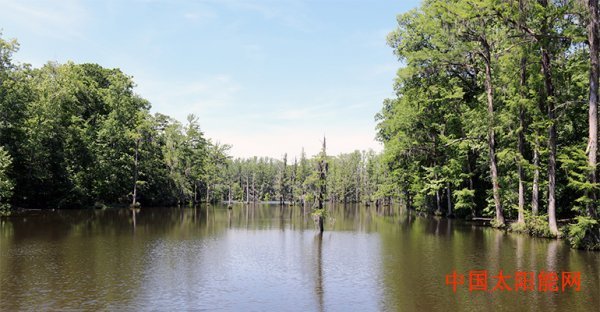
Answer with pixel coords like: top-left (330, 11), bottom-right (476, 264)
top-left (316, 138), bottom-right (327, 233)
top-left (131, 137), bottom-right (140, 208)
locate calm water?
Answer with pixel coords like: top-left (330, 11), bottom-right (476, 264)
top-left (0, 204), bottom-right (598, 311)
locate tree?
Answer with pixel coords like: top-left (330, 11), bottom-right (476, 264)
top-left (586, 0), bottom-right (599, 218)
top-left (314, 138), bottom-right (328, 233)
top-left (276, 153), bottom-right (289, 205)
top-left (0, 147), bottom-right (12, 214)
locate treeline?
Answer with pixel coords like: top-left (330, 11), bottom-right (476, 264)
top-left (0, 36), bottom-right (231, 210)
top-left (377, 0), bottom-right (599, 248)
top-left (0, 35), bottom-right (391, 214)
top-left (212, 148), bottom-right (392, 207)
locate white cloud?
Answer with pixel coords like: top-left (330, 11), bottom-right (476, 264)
top-left (135, 73), bottom-right (241, 122)
top-left (0, 0), bottom-right (89, 40)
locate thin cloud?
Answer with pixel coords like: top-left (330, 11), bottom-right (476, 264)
top-left (136, 73), bottom-right (241, 122)
top-left (276, 109), bottom-right (309, 120)
top-left (0, 0), bottom-right (88, 40)
top-left (183, 9), bottom-right (217, 23)
top-left (215, 0), bottom-right (315, 32)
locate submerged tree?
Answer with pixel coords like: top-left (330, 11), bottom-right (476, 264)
top-left (313, 138), bottom-right (328, 233)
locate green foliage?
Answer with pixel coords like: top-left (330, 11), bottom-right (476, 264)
top-left (304, 193), bottom-right (315, 206)
top-left (559, 145), bottom-right (599, 212)
top-left (311, 208), bottom-right (327, 219)
top-left (453, 188), bottom-right (475, 213)
top-left (327, 150), bottom-right (379, 203)
top-left (0, 35), bottom-right (220, 208)
top-left (509, 221), bottom-right (527, 234)
top-left (0, 147), bottom-right (13, 215)
top-left (525, 214), bottom-right (557, 238)
top-left (377, 0), bottom-right (599, 248)
top-left (0, 4), bottom-right (598, 251)
top-left (490, 218), bottom-right (506, 229)
top-left (566, 216), bottom-right (600, 250)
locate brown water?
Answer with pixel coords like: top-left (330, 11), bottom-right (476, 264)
top-left (0, 204), bottom-right (598, 311)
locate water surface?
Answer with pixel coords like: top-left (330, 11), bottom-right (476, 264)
top-left (1, 204), bottom-right (598, 311)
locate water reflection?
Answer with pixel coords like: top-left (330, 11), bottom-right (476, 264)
top-left (0, 204), bottom-right (598, 311)
top-left (315, 233), bottom-right (324, 312)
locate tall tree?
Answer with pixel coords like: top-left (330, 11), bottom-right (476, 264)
top-left (315, 138), bottom-right (328, 233)
top-left (587, 0), bottom-right (599, 218)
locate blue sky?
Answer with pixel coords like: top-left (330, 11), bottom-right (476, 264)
top-left (0, 0), bottom-right (419, 159)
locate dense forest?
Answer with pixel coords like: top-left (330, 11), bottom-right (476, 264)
top-left (223, 148), bottom-right (389, 206)
top-left (376, 0), bottom-right (599, 249)
top-left (1, 0), bottom-right (599, 249)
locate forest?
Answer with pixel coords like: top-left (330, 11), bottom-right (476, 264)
top-left (0, 35), bottom-right (387, 214)
top-left (376, 0), bottom-right (600, 249)
top-left (0, 0), bottom-right (599, 249)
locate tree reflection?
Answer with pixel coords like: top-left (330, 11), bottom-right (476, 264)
top-left (131, 207), bottom-right (139, 230)
top-left (315, 233), bottom-right (324, 312)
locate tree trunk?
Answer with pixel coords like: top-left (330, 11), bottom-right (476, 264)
top-left (517, 55), bottom-right (527, 225)
top-left (245, 176), bottom-right (249, 204)
top-left (194, 181), bottom-right (197, 205)
top-left (206, 184), bottom-right (210, 204)
top-left (588, 0), bottom-right (599, 218)
top-left (483, 40), bottom-right (505, 226)
top-left (228, 184), bottom-right (232, 206)
top-left (532, 137), bottom-right (540, 216)
top-left (541, 46), bottom-right (559, 235)
top-left (318, 215), bottom-right (324, 233)
top-left (435, 188), bottom-right (442, 214)
top-left (356, 165), bottom-right (360, 203)
top-left (131, 138), bottom-right (140, 207)
top-left (316, 139), bottom-right (327, 232)
top-left (318, 163), bottom-right (326, 209)
top-left (433, 145), bottom-right (441, 214)
top-left (446, 183), bottom-right (453, 217)
top-left (465, 150), bottom-right (476, 217)
top-left (252, 173), bottom-right (256, 203)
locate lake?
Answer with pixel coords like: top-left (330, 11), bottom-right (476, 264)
top-left (1, 204), bottom-right (598, 311)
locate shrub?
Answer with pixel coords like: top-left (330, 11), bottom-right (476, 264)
top-left (525, 214), bottom-right (557, 238)
top-left (566, 216), bottom-right (600, 250)
top-left (490, 218), bottom-right (506, 229)
top-left (509, 221), bottom-right (527, 233)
